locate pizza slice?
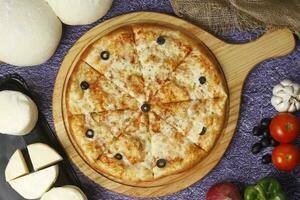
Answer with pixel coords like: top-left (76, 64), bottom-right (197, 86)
top-left (81, 26), bottom-right (146, 103)
top-left (66, 61), bottom-right (139, 115)
top-left (149, 112), bottom-right (207, 179)
top-left (151, 98), bottom-right (226, 152)
top-left (68, 114), bottom-right (114, 162)
top-left (150, 46), bottom-right (227, 104)
top-left (132, 24), bottom-right (193, 100)
top-left (69, 110), bottom-right (152, 181)
top-left (92, 111), bottom-right (153, 181)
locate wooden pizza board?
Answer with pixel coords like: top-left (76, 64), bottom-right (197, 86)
top-left (53, 12), bottom-right (296, 198)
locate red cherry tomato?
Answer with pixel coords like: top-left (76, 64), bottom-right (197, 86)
top-left (270, 113), bottom-right (299, 143)
top-left (272, 144), bottom-right (299, 172)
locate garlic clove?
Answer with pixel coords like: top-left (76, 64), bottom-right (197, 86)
top-left (275, 101), bottom-right (290, 112)
top-left (273, 85), bottom-right (284, 94)
top-left (295, 102), bottom-right (300, 110)
top-left (280, 79), bottom-right (293, 86)
top-left (276, 90), bottom-right (289, 99)
top-left (294, 83), bottom-right (300, 95)
top-left (284, 86), bottom-right (294, 95)
top-left (271, 79), bottom-right (300, 112)
top-left (271, 96), bottom-right (283, 105)
top-left (288, 104), bottom-right (296, 112)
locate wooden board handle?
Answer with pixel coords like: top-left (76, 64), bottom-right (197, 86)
top-left (212, 28), bottom-right (295, 87)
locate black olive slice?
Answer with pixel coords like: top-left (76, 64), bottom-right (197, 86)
top-left (260, 137), bottom-right (271, 148)
top-left (114, 153), bottom-right (123, 160)
top-left (200, 127), bottom-right (207, 135)
top-left (252, 126), bottom-right (262, 136)
top-left (199, 76), bottom-right (206, 85)
top-left (260, 118), bottom-right (271, 128)
top-left (156, 36), bottom-right (165, 45)
top-left (100, 51), bottom-right (110, 60)
top-left (86, 129), bottom-right (94, 138)
top-left (80, 81), bottom-right (89, 90)
top-left (262, 154), bottom-right (272, 164)
top-left (156, 159), bottom-right (166, 168)
top-left (251, 143), bottom-right (262, 154)
top-left (141, 103), bottom-right (151, 112)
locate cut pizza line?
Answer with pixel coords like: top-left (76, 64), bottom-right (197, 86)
top-left (82, 60), bottom-right (141, 108)
top-left (149, 44), bottom-right (228, 104)
top-left (131, 24), bottom-right (194, 102)
top-left (150, 99), bottom-right (226, 152)
top-left (140, 53), bottom-right (192, 103)
top-left (149, 110), bottom-right (208, 151)
top-left (148, 111), bottom-right (208, 178)
top-left (66, 61), bottom-right (141, 115)
top-left (81, 26), bottom-right (147, 104)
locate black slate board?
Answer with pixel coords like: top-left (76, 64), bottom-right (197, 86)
top-left (0, 74), bottom-right (82, 200)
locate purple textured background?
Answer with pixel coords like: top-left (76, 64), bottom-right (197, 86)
top-left (1, 1), bottom-right (300, 199)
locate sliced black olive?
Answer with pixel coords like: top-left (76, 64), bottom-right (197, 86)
top-left (260, 118), bottom-right (272, 128)
top-left (260, 137), bottom-right (271, 148)
top-left (100, 51), bottom-right (110, 60)
top-left (156, 159), bottom-right (166, 168)
top-left (251, 143), bottom-right (262, 154)
top-left (262, 127), bottom-right (270, 138)
top-left (199, 76), bottom-right (206, 85)
top-left (114, 153), bottom-right (123, 160)
top-left (86, 129), bottom-right (94, 138)
top-left (141, 103), bottom-right (151, 112)
top-left (80, 81), bottom-right (89, 90)
top-left (270, 138), bottom-right (280, 147)
top-left (200, 127), bottom-right (207, 135)
top-left (156, 36), bottom-right (165, 45)
top-left (262, 154), bottom-right (272, 164)
top-left (252, 126), bottom-right (262, 136)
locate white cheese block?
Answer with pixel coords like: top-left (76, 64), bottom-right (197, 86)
top-left (41, 185), bottom-right (87, 200)
top-left (5, 149), bottom-right (29, 182)
top-left (0, 90), bottom-right (38, 136)
top-left (27, 143), bottom-right (63, 171)
top-left (9, 165), bottom-right (59, 200)
top-left (45, 0), bottom-right (112, 25)
top-left (0, 0), bottom-right (62, 66)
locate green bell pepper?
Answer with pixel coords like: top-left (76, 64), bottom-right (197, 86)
top-left (244, 177), bottom-right (287, 200)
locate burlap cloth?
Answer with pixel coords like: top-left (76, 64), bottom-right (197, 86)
top-left (170, 0), bottom-right (300, 36)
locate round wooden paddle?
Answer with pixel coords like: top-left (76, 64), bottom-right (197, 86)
top-left (53, 12), bottom-right (295, 197)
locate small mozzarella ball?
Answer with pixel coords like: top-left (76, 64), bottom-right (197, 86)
top-left (0, 90), bottom-right (38, 135)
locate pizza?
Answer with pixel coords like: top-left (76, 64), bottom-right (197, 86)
top-left (65, 24), bottom-right (228, 182)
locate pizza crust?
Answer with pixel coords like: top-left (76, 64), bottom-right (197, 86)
top-left (66, 61), bottom-right (139, 115)
top-left (81, 26), bottom-right (146, 103)
top-left (65, 23), bottom-right (227, 182)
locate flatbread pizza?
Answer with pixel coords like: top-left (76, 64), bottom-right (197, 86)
top-left (65, 23), bottom-right (228, 182)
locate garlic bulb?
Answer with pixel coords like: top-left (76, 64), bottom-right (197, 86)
top-left (271, 79), bottom-right (300, 112)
